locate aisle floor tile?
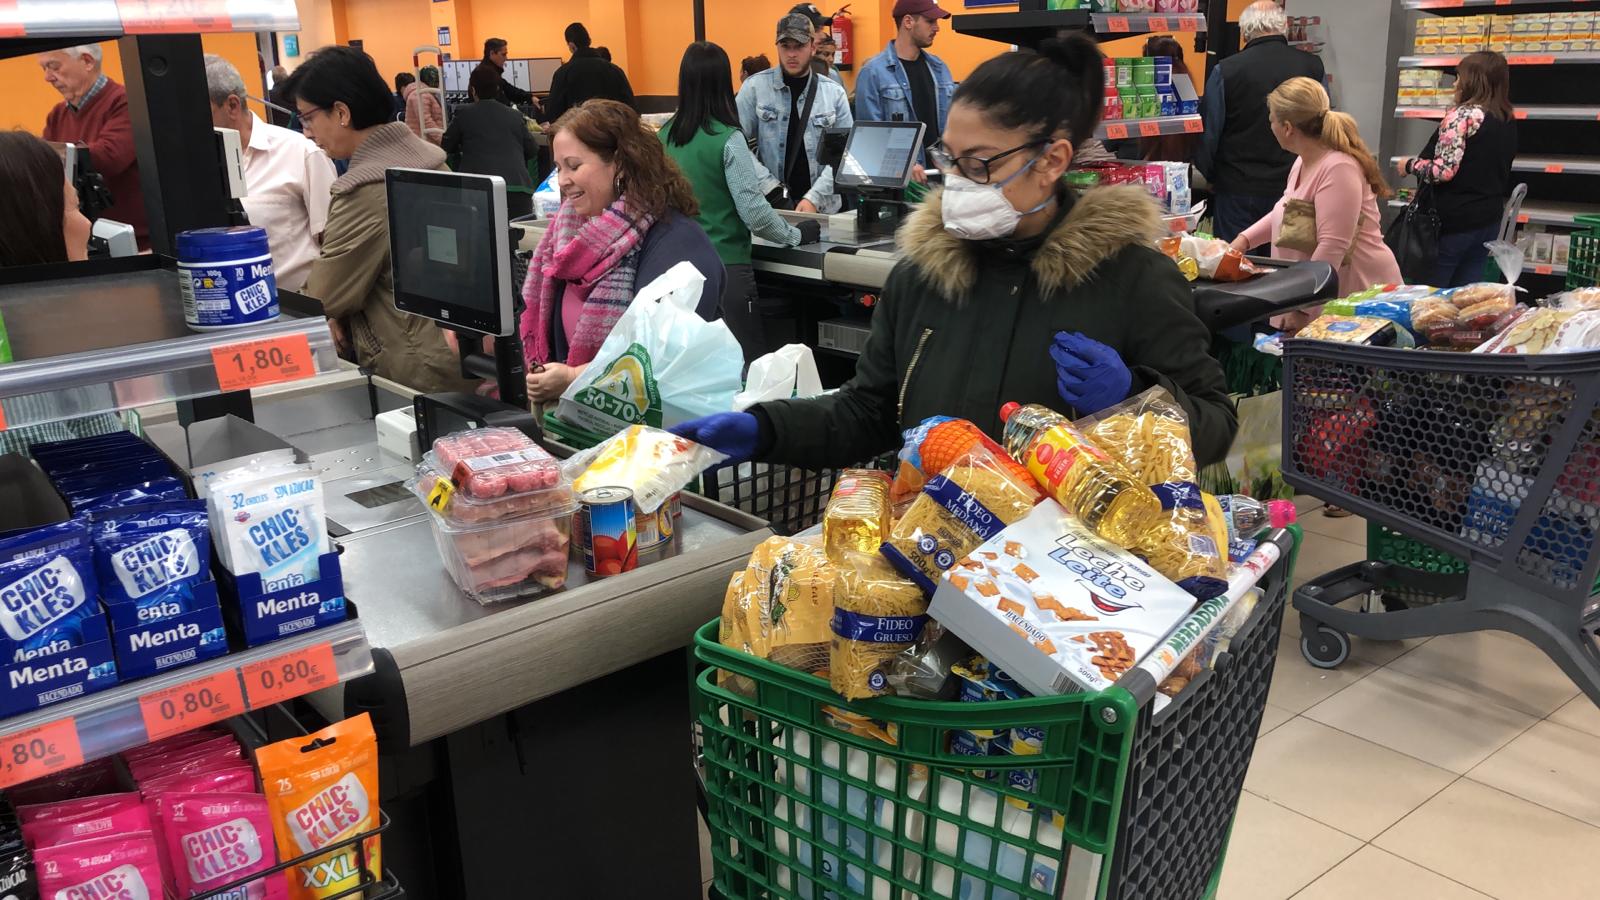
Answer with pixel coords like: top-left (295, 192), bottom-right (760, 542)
top-left (1215, 792), bottom-right (1361, 900)
top-left (1242, 718), bottom-right (1455, 840)
top-left (1548, 693), bottom-right (1600, 738)
top-left (1467, 719), bottom-right (1600, 828)
top-left (1303, 667), bottom-right (1535, 774)
top-left (1264, 640), bottom-right (1374, 714)
top-left (699, 819), bottom-right (712, 883)
top-left (1297, 509), bottom-right (1367, 545)
top-left (1375, 779), bottom-right (1600, 900)
top-left (1256, 703), bottom-right (1294, 738)
top-left (1289, 535), bottom-right (1365, 595)
top-left (1386, 629), bottom-right (1580, 718)
top-left (1292, 846), bottom-right (1492, 900)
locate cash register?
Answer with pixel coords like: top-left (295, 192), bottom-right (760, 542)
top-left (385, 168), bottom-right (536, 446)
top-left (835, 120), bottom-right (926, 238)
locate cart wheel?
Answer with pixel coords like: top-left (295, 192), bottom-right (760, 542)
top-left (1301, 625), bottom-right (1351, 669)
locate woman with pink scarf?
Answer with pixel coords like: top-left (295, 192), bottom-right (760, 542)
top-left (521, 99), bottom-right (725, 403)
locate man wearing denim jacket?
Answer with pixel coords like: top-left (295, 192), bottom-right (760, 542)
top-left (737, 13), bottom-right (853, 214)
top-left (854, 0), bottom-right (954, 183)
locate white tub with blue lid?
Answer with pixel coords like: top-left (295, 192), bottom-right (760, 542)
top-left (177, 226), bottom-right (280, 331)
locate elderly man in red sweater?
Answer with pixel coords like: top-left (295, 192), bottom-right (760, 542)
top-left (38, 43), bottom-right (149, 250)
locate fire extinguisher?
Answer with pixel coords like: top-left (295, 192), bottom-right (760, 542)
top-left (832, 5), bottom-right (853, 70)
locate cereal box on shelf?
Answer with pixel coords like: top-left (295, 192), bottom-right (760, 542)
top-left (927, 500), bottom-right (1196, 697)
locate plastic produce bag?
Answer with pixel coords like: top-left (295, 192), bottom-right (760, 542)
top-left (557, 262), bottom-right (742, 436)
top-left (533, 168), bottom-right (561, 219)
top-left (733, 344), bottom-right (824, 411)
top-left (563, 424), bottom-right (726, 514)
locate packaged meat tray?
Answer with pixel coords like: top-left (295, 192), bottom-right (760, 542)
top-left (425, 505), bottom-right (574, 603)
top-left (410, 427), bottom-right (573, 524)
top-left (928, 500), bottom-right (1197, 696)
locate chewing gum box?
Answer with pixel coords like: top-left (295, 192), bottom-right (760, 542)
top-left (107, 580), bottom-right (228, 679)
top-left (929, 500), bottom-right (1195, 696)
top-left (0, 632), bottom-right (118, 718)
top-left (218, 551), bottom-right (347, 647)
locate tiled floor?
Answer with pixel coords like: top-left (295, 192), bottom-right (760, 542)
top-left (697, 500), bottom-right (1600, 899)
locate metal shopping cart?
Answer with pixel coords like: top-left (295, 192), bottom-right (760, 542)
top-left (1281, 341), bottom-right (1600, 708)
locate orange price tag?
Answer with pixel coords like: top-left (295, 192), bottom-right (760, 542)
top-left (243, 643), bottom-right (337, 709)
top-left (1105, 15), bottom-right (1130, 32)
top-left (211, 333), bottom-right (315, 393)
top-left (1507, 55), bottom-right (1555, 65)
top-left (1177, 16), bottom-right (1199, 31)
top-left (1138, 120), bottom-right (1162, 137)
top-left (0, 403), bottom-right (7, 432)
top-left (1536, 265), bottom-right (1553, 275)
top-left (1517, 214), bottom-right (1530, 224)
top-left (0, 720), bottom-right (83, 789)
top-left (1149, 16), bottom-right (1169, 31)
top-left (0, 0), bottom-right (23, 37)
top-left (115, 0), bottom-right (231, 32)
top-left (138, 670), bottom-right (246, 742)
top-left (1514, 109), bottom-right (1528, 119)
top-left (1545, 163), bottom-right (1565, 174)
top-left (1182, 117), bottom-right (1204, 133)
top-left (1401, 109), bottom-right (1438, 118)
top-left (1104, 122), bottom-right (1130, 139)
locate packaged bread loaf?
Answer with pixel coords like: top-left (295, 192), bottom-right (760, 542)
top-left (719, 536), bottom-right (836, 682)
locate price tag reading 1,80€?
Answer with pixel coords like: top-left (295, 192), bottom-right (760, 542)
top-left (139, 670), bottom-right (247, 742)
top-left (243, 642), bottom-right (338, 709)
top-left (0, 720), bottom-right (83, 789)
top-left (211, 333), bottom-right (314, 393)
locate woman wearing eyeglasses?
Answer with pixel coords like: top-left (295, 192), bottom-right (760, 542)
top-left (673, 34), bottom-right (1235, 469)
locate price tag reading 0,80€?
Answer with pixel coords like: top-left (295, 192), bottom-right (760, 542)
top-left (139, 670), bottom-right (247, 743)
top-left (243, 643), bottom-right (338, 709)
top-left (0, 720), bottom-right (83, 789)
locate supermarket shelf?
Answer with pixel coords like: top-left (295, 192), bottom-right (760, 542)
top-left (1514, 155), bottom-right (1600, 175)
top-left (951, 8), bottom-right (1090, 47)
top-left (1399, 52), bottom-right (1600, 68)
top-left (0, 0), bottom-right (297, 44)
top-left (1395, 104), bottom-right (1600, 120)
top-left (1090, 12), bottom-right (1207, 35)
top-left (1388, 198), bottom-right (1600, 227)
top-left (1405, 0), bottom-right (1600, 12)
top-left (0, 268), bottom-right (338, 429)
top-left (0, 619), bottom-right (373, 790)
top-left (1096, 114), bottom-right (1203, 141)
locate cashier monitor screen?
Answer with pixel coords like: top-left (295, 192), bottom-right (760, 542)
top-left (386, 168), bottom-right (513, 337)
top-left (836, 121), bottom-right (925, 190)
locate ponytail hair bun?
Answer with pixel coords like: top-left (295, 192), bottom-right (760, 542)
top-left (952, 34), bottom-right (1106, 145)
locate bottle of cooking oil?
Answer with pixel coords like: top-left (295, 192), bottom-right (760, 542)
top-left (999, 402), bottom-right (1161, 548)
top-left (822, 469), bottom-right (893, 561)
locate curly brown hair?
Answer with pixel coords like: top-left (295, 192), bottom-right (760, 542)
top-left (553, 99), bottom-right (699, 220)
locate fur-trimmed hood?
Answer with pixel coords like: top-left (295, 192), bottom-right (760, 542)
top-left (895, 184), bottom-right (1165, 301)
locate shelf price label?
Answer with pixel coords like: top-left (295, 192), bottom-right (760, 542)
top-left (1517, 214), bottom-right (1530, 224)
top-left (1105, 15), bottom-right (1130, 32)
top-left (114, 0), bottom-right (232, 32)
top-left (1401, 109), bottom-right (1438, 118)
top-left (1182, 117), bottom-right (1204, 133)
top-left (243, 643), bottom-right (338, 710)
top-left (1103, 122), bottom-right (1130, 140)
top-left (0, 720), bottom-right (82, 789)
top-left (1506, 55), bottom-right (1555, 66)
top-left (139, 670), bottom-right (246, 742)
top-left (1545, 163), bottom-right (1565, 174)
top-left (1139, 120), bottom-right (1162, 137)
top-left (1177, 16), bottom-right (1200, 31)
top-left (211, 333), bottom-right (315, 393)
top-left (1513, 109), bottom-right (1528, 119)
top-left (0, 0), bottom-right (24, 37)
top-left (1535, 265), bottom-right (1554, 275)
top-left (1149, 16), bottom-right (1169, 30)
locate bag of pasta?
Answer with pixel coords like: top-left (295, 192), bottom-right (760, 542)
top-left (1076, 388), bottom-right (1228, 600)
top-left (829, 552), bottom-right (929, 700)
top-left (881, 442), bottom-right (1043, 594)
top-left (719, 536), bottom-right (836, 691)
top-left (890, 416), bottom-right (1035, 515)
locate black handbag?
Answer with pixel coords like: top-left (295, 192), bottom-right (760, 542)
top-left (1384, 183), bottom-right (1440, 283)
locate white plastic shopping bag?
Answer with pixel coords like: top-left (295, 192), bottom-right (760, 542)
top-left (533, 169), bottom-right (561, 219)
top-left (557, 262), bottom-right (743, 436)
top-left (732, 344), bottom-right (824, 411)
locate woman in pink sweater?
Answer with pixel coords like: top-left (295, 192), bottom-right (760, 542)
top-left (1231, 77), bottom-right (1400, 329)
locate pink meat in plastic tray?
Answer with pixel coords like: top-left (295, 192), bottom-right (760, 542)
top-left (431, 428), bottom-right (562, 498)
top-left (431, 515), bottom-right (572, 601)
top-left (414, 470), bottom-right (574, 523)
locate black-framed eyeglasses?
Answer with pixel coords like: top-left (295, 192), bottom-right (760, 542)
top-left (928, 140), bottom-right (1046, 184)
top-left (296, 105), bottom-right (332, 123)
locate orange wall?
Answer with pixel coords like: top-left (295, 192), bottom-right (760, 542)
top-left (341, 0), bottom-right (437, 82)
top-left (0, 34), bottom-right (266, 133)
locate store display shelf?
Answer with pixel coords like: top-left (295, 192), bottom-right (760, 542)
top-left (1405, 0), bottom-right (1599, 12)
top-left (1096, 114), bottom-right (1203, 140)
top-left (0, 315), bottom-right (339, 429)
top-left (0, 0), bottom-right (297, 44)
top-left (1395, 104), bottom-right (1600, 120)
top-left (1512, 154), bottom-right (1600, 175)
top-left (951, 8), bottom-right (1091, 47)
top-left (1399, 52), bottom-right (1600, 68)
top-left (0, 619), bottom-right (372, 790)
top-left (1090, 12), bottom-right (1207, 35)
top-left (1388, 197), bottom-right (1599, 227)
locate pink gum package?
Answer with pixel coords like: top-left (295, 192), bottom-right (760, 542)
top-left (34, 832), bottom-right (165, 900)
top-left (22, 800), bottom-right (152, 850)
top-left (17, 791), bottom-right (140, 826)
top-left (165, 792), bottom-right (286, 899)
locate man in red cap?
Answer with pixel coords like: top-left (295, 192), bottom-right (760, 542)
top-left (854, 0), bottom-right (954, 183)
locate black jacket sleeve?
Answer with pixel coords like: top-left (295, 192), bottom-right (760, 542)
top-left (1115, 246), bottom-right (1238, 468)
top-left (545, 67), bottom-right (571, 123)
top-left (755, 269), bottom-right (907, 469)
top-left (500, 77), bottom-right (533, 106)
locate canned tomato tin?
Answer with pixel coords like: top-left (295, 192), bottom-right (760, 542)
top-left (638, 504), bottom-right (675, 551)
top-left (577, 486), bottom-right (637, 577)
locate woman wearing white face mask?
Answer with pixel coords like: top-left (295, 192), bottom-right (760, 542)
top-left (673, 34), bottom-right (1234, 469)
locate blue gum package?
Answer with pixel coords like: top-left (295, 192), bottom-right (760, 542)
top-left (91, 500), bottom-right (212, 611)
top-left (70, 478), bottom-right (189, 514)
top-left (0, 520), bottom-right (101, 648)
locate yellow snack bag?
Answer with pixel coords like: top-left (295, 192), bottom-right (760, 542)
top-left (718, 536), bottom-right (836, 677)
top-left (256, 714), bottom-right (381, 899)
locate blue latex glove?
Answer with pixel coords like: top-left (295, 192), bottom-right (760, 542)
top-left (1050, 331), bottom-right (1132, 416)
top-left (669, 412), bottom-right (761, 465)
